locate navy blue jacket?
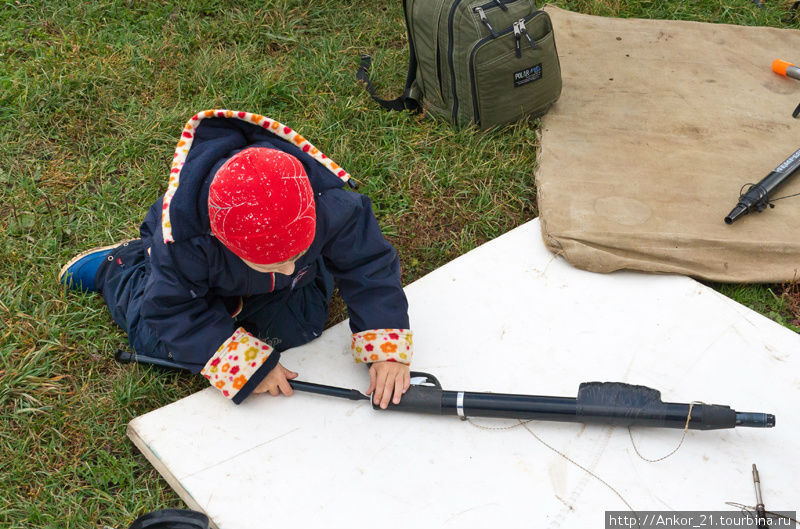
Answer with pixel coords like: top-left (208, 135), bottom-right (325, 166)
top-left (138, 117), bottom-right (409, 373)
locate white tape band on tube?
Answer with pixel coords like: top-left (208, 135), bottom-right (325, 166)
top-left (457, 392), bottom-right (466, 420)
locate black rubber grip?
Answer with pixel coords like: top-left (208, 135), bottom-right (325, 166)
top-left (373, 385), bottom-right (443, 414)
top-left (693, 404), bottom-right (737, 430)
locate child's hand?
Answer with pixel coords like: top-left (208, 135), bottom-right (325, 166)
top-left (367, 361), bottom-right (410, 409)
top-left (254, 362), bottom-right (298, 396)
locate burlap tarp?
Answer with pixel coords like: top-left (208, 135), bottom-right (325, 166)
top-left (536, 6), bottom-right (800, 282)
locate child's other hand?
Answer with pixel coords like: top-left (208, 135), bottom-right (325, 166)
top-left (254, 362), bottom-right (298, 396)
top-left (367, 361), bottom-right (410, 409)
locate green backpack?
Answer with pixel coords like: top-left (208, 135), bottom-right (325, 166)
top-left (357, 0), bottom-right (562, 129)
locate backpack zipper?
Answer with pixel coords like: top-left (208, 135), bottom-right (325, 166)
top-left (477, 0), bottom-right (514, 12)
top-left (434, 0), bottom-right (449, 103)
top-left (492, 0), bottom-right (509, 11)
top-left (436, 47), bottom-right (444, 100)
top-left (474, 7), bottom-right (498, 38)
top-left (446, 0), bottom-right (465, 122)
top-left (447, 0), bottom-right (525, 123)
top-left (518, 18), bottom-right (536, 51)
top-left (403, 0), bottom-right (422, 100)
top-left (468, 10), bottom-right (546, 124)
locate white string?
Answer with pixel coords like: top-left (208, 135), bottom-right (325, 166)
top-left (467, 418), bottom-right (639, 522)
top-left (467, 401), bottom-right (701, 529)
top-left (627, 401), bottom-right (699, 463)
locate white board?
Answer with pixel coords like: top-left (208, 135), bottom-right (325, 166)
top-left (129, 219), bottom-right (800, 529)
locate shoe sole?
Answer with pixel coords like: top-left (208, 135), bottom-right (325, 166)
top-left (58, 239), bottom-right (138, 283)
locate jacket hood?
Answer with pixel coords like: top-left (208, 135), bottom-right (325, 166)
top-left (161, 109), bottom-right (353, 243)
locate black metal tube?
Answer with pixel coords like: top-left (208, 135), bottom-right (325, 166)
top-left (437, 390), bottom-right (773, 430)
top-left (737, 412), bottom-right (776, 428)
top-left (289, 380), bottom-right (369, 401)
top-left (290, 376), bottom-right (774, 431)
top-left (442, 391), bottom-right (578, 421)
top-left (725, 147), bottom-right (800, 224)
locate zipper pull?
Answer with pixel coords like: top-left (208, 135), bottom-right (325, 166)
top-left (518, 19), bottom-right (536, 51)
top-left (513, 21), bottom-right (521, 58)
top-left (493, 0), bottom-right (509, 11)
top-left (474, 7), bottom-right (498, 37)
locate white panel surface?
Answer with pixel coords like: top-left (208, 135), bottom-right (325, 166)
top-left (129, 219), bottom-right (800, 529)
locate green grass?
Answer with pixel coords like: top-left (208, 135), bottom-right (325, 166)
top-left (1, 0), bottom-right (799, 527)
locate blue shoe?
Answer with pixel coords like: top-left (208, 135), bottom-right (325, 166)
top-left (59, 242), bottom-right (126, 292)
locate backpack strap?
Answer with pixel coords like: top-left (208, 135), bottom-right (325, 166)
top-left (355, 0), bottom-right (421, 113)
top-left (356, 55), bottom-right (420, 113)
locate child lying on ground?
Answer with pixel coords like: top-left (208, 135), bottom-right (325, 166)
top-left (60, 110), bottom-right (413, 406)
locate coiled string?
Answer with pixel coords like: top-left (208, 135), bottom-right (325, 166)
top-left (739, 182), bottom-right (800, 208)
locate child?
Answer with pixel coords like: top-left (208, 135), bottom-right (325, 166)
top-left (60, 110), bottom-right (413, 407)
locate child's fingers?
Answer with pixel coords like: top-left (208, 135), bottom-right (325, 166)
top-left (372, 367), bottom-right (386, 405)
top-left (278, 364), bottom-right (297, 378)
top-left (268, 385), bottom-right (280, 397)
top-left (403, 369), bottom-right (410, 393)
top-left (279, 377), bottom-right (293, 396)
top-left (376, 370), bottom-right (391, 409)
top-left (393, 375), bottom-right (403, 404)
top-left (366, 365), bottom-right (377, 395)
top-left (380, 385), bottom-right (393, 409)
top-left (254, 374), bottom-right (272, 394)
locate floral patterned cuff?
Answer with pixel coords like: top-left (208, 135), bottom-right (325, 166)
top-left (351, 329), bottom-right (413, 365)
top-left (201, 327), bottom-right (279, 403)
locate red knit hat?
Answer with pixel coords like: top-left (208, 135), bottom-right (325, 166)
top-left (208, 147), bottom-right (316, 265)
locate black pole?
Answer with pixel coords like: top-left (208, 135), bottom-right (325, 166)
top-left (290, 375), bottom-right (774, 431)
top-left (437, 389), bottom-right (772, 430)
top-left (289, 380), bottom-right (369, 401)
top-left (725, 147), bottom-right (800, 224)
top-left (367, 377), bottom-right (774, 431)
top-left (116, 350), bottom-right (775, 431)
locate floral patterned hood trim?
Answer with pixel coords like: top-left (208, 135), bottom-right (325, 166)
top-left (161, 109), bottom-right (352, 244)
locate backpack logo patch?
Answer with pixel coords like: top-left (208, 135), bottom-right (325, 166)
top-left (513, 63), bottom-right (543, 87)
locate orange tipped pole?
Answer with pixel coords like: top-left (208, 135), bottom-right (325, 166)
top-left (772, 59), bottom-right (800, 80)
